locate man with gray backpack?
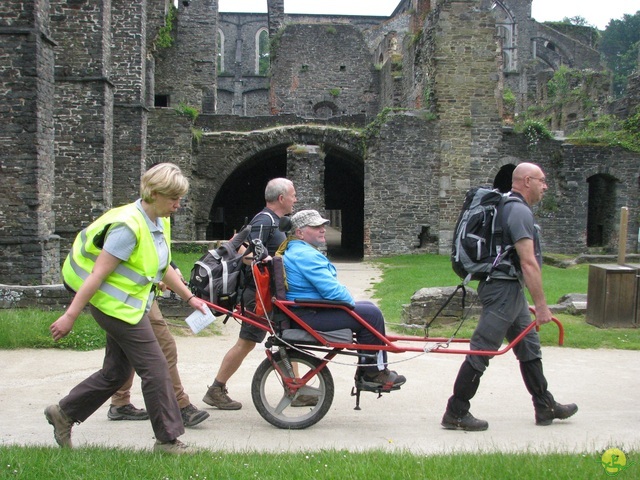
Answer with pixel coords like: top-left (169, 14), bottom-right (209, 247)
top-left (442, 162), bottom-right (577, 431)
top-left (201, 178), bottom-right (305, 410)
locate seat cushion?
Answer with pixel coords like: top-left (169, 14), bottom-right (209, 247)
top-left (281, 328), bottom-right (353, 345)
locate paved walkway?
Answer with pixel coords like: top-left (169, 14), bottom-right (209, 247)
top-left (2, 261), bottom-right (639, 454)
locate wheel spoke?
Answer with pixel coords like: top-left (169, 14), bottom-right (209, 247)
top-left (274, 396), bottom-right (292, 414)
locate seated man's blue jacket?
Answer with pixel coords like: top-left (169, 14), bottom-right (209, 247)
top-left (283, 240), bottom-right (354, 306)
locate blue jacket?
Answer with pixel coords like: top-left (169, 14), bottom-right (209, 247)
top-left (283, 240), bottom-right (354, 306)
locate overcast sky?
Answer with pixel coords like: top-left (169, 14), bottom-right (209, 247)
top-left (218, 0), bottom-right (640, 30)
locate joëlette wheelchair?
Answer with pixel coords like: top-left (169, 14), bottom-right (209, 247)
top-left (199, 256), bottom-right (564, 430)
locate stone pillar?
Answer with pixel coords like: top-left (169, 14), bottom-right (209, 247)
top-left (0, 0), bottom-right (59, 284)
top-left (51, 0), bottom-right (114, 251)
top-left (147, 110), bottom-right (196, 241)
top-left (434, 0), bottom-right (501, 254)
top-left (169, 0), bottom-right (218, 110)
top-left (111, 0), bottom-right (149, 206)
top-left (286, 145), bottom-right (326, 214)
top-left (267, 0), bottom-right (285, 38)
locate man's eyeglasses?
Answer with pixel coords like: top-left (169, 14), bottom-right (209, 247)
top-left (529, 176), bottom-right (547, 185)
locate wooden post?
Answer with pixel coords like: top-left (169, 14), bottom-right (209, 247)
top-left (618, 207), bottom-right (629, 265)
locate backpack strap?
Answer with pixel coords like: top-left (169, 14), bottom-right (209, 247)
top-left (491, 194), bottom-right (523, 276)
top-left (250, 211), bottom-right (277, 246)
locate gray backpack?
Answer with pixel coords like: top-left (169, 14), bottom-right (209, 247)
top-left (451, 187), bottom-right (521, 283)
top-left (189, 225), bottom-right (252, 310)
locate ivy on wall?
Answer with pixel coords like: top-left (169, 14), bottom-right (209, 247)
top-left (155, 4), bottom-right (177, 49)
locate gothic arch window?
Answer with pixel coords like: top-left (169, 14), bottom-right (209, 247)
top-left (492, 1), bottom-right (516, 72)
top-left (218, 29), bottom-right (225, 74)
top-left (256, 28), bottom-right (269, 75)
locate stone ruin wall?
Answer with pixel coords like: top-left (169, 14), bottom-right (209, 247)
top-left (1, 0), bottom-right (639, 290)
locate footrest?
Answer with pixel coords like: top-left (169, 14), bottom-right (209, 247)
top-left (356, 378), bottom-right (402, 393)
top-left (281, 328), bottom-right (353, 345)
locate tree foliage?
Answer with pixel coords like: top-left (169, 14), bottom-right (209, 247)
top-left (561, 16), bottom-right (591, 27)
top-left (600, 11), bottom-right (640, 97)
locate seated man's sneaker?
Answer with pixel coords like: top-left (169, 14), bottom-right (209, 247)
top-left (291, 394), bottom-right (319, 407)
top-left (535, 402), bottom-right (578, 426)
top-left (441, 411), bottom-right (489, 431)
top-left (44, 404), bottom-right (74, 448)
top-left (107, 403), bottom-right (149, 421)
top-left (362, 368), bottom-right (406, 391)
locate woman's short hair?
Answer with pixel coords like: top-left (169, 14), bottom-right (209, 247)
top-left (264, 178), bottom-right (293, 203)
top-left (140, 163), bottom-right (189, 202)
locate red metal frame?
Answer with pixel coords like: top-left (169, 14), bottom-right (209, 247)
top-left (202, 296), bottom-right (564, 358)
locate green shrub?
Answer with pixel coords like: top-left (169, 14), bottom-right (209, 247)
top-left (503, 87), bottom-right (516, 108)
top-left (568, 113), bottom-right (640, 152)
top-left (514, 119), bottom-right (553, 147)
top-left (175, 102), bottom-right (200, 123)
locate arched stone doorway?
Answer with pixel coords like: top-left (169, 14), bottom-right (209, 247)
top-left (493, 163), bottom-right (515, 193)
top-left (324, 145), bottom-right (364, 258)
top-left (587, 173), bottom-right (618, 248)
top-left (207, 145), bottom-right (287, 240)
top-left (207, 143), bottom-right (364, 259)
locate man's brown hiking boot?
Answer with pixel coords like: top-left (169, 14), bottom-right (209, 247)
top-left (202, 385), bottom-right (242, 410)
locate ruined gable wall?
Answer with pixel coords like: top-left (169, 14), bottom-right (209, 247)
top-left (269, 23), bottom-right (379, 119)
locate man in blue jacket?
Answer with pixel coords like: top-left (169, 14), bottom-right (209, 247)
top-left (282, 209), bottom-right (406, 391)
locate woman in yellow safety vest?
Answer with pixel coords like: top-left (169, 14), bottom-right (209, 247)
top-left (44, 163), bottom-right (207, 454)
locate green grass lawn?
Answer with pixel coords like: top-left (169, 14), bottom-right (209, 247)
top-left (1, 253), bottom-right (637, 351)
top-left (0, 445), bottom-right (627, 479)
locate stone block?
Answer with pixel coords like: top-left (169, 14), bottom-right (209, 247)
top-left (401, 285), bottom-right (480, 327)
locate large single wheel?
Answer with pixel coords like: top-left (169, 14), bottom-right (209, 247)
top-left (251, 349), bottom-right (334, 429)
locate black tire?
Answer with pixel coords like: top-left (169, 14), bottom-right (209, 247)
top-left (251, 349), bottom-right (334, 429)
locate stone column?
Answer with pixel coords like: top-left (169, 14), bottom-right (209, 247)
top-left (286, 145), bottom-right (326, 215)
top-left (0, 0), bottom-right (59, 284)
top-left (51, 0), bottom-right (114, 251)
top-left (434, 0), bottom-right (501, 254)
top-left (267, 0), bottom-right (285, 38)
top-left (111, 0), bottom-right (148, 207)
top-left (170, 0), bottom-right (218, 110)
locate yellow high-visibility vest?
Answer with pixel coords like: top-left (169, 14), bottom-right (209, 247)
top-left (62, 203), bottom-right (171, 324)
